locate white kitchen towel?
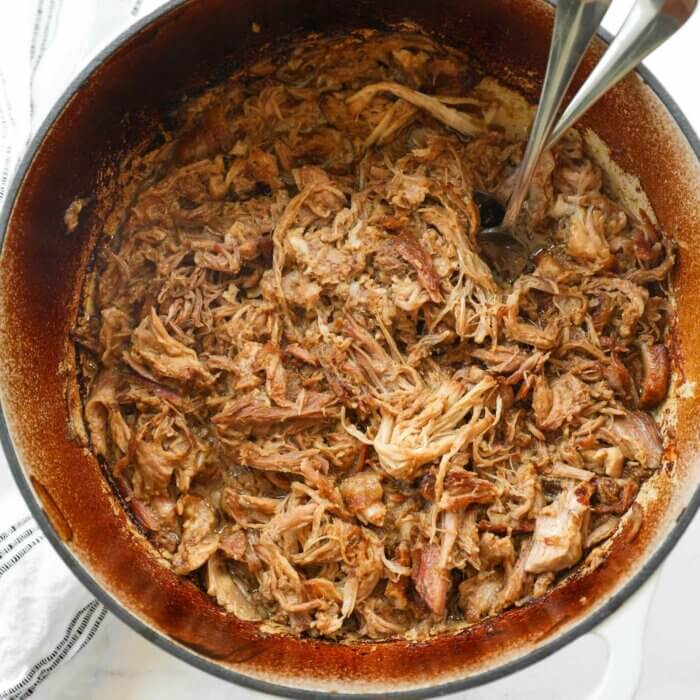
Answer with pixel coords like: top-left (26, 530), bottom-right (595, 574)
top-left (0, 2), bottom-right (166, 697)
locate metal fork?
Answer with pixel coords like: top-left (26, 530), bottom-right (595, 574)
top-left (477, 0), bottom-right (698, 278)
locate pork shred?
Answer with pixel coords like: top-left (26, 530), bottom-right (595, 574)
top-left (76, 30), bottom-right (674, 641)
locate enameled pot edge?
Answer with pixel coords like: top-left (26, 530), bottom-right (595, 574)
top-left (0, 1), bottom-right (698, 697)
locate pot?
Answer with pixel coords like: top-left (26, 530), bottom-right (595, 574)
top-left (1, 0), bottom-right (699, 696)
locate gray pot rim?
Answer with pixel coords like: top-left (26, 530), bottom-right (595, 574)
top-left (1, 2), bottom-right (698, 697)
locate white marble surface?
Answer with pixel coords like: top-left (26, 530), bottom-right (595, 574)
top-left (2, 0), bottom-right (700, 697)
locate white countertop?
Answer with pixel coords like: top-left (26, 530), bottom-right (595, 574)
top-left (2, 1), bottom-right (699, 698)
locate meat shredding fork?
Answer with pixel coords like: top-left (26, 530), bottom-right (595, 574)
top-left (476, 0), bottom-right (698, 277)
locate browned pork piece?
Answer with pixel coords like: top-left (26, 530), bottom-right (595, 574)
top-left (77, 29), bottom-right (673, 642)
top-left (339, 472), bottom-right (386, 526)
top-left (525, 484), bottom-right (593, 574)
top-left (608, 411), bottom-right (664, 470)
top-left (413, 544), bottom-right (450, 615)
top-left (638, 342), bottom-right (671, 409)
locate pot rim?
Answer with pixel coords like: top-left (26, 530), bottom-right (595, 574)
top-left (1, 1), bottom-right (699, 697)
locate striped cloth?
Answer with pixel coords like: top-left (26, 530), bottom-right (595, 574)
top-left (0, 504), bottom-right (107, 700)
top-left (0, 2), bottom-right (164, 697)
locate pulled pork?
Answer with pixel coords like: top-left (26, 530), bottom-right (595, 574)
top-left (76, 30), bottom-right (673, 641)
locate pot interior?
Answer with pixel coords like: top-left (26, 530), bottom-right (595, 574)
top-left (1, 0), bottom-right (699, 695)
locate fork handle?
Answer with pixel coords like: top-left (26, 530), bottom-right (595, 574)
top-left (502, 0), bottom-right (612, 229)
top-left (547, 0), bottom-right (697, 149)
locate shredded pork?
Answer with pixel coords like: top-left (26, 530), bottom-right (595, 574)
top-left (75, 30), bottom-right (674, 640)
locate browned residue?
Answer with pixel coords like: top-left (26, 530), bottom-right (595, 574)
top-left (31, 477), bottom-right (74, 542)
top-left (0, 0), bottom-right (697, 692)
